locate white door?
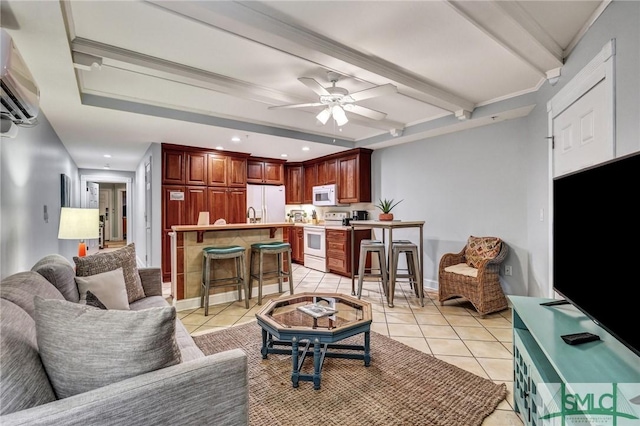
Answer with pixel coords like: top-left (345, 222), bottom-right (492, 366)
top-left (99, 189), bottom-right (113, 241)
top-left (145, 161), bottom-right (152, 266)
top-left (552, 80), bottom-right (613, 177)
top-left (86, 182), bottom-right (100, 250)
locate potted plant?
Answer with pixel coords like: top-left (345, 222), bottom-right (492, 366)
top-left (375, 198), bottom-right (403, 221)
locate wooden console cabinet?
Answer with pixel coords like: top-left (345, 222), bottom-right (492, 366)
top-left (289, 226), bottom-right (304, 263)
top-left (509, 296), bottom-right (640, 426)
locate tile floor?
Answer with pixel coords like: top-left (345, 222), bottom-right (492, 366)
top-left (169, 263), bottom-right (524, 425)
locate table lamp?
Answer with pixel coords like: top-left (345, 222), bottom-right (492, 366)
top-left (58, 207), bottom-right (100, 257)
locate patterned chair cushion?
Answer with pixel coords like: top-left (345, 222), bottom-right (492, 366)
top-left (74, 243), bottom-right (145, 304)
top-left (464, 236), bottom-right (502, 269)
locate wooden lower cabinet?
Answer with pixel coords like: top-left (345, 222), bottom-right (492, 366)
top-left (289, 226), bottom-right (304, 263)
top-left (326, 228), bottom-right (372, 277)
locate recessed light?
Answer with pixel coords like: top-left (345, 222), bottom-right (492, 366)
top-left (215, 146), bottom-right (224, 150)
top-left (281, 154), bottom-right (288, 158)
top-left (103, 154), bottom-right (111, 158)
top-left (231, 136), bottom-right (241, 142)
top-left (302, 147), bottom-right (310, 151)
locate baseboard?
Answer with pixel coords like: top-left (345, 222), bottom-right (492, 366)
top-left (173, 282), bottom-right (284, 311)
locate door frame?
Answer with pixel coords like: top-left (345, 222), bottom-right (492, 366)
top-left (81, 175), bottom-right (132, 246)
top-left (99, 188), bottom-right (114, 241)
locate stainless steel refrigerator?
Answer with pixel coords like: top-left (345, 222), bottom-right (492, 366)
top-left (246, 184), bottom-right (286, 223)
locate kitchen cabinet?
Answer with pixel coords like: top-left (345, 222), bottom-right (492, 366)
top-left (161, 143), bottom-right (250, 281)
top-left (186, 152), bottom-right (208, 185)
top-left (303, 163), bottom-right (317, 204)
top-left (326, 228), bottom-right (371, 277)
top-left (338, 150), bottom-right (372, 204)
top-left (247, 158), bottom-right (285, 185)
top-left (317, 158), bottom-right (337, 185)
top-left (162, 149), bottom-right (185, 184)
top-left (289, 226), bottom-right (305, 263)
top-left (208, 187), bottom-right (246, 224)
top-left (208, 154), bottom-right (247, 187)
top-left (285, 163), bottom-right (304, 204)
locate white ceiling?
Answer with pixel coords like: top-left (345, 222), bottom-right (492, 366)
top-left (2, 0), bottom-right (607, 170)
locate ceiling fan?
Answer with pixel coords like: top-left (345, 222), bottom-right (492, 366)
top-left (269, 71), bottom-right (397, 126)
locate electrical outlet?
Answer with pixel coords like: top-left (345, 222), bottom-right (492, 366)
top-left (505, 265), bottom-right (512, 276)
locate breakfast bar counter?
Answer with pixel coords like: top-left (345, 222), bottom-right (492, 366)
top-left (169, 222), bottom-right (294, 303)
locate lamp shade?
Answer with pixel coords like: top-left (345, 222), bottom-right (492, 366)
top-left (58, 208), bottom-right (99, 257)
top-left (332, 105), bottom-right (348, 126)
top-left (316, 107), bottom-right (331, 125)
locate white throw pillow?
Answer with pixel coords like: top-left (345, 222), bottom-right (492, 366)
top-left (74, 267), bottom-right (130, 310)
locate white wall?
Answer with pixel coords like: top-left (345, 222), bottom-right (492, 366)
top-left (1, 114), bottom-right (79, 277)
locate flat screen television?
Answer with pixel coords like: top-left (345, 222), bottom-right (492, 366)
top-left (553, 150), bottom-right (640, 357)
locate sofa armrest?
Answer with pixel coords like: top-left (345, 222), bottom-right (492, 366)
top-left (138, 267), bottom-right (163, 297)
top-left (1, 349), bottom-right (249, 426)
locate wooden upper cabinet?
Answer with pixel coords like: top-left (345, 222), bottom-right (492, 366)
top-left (317, 158), bottom-right (337, 185)
top-left (303, 163), bottom-right (317, 204)
top-left (337, 149), bottom-right (372, 204)
top-left (247, 158), bottom-right (285, 185)
top-left (163, 150), bottom-right (185, 184)
top-left (208, 154), bottom-right (228, 186)
top-left (186, 152), bottom-right (208, 185)
top-left (285, 164), bottom-right (303, 204)
top-left (227, 156), bottom-right (247, 187)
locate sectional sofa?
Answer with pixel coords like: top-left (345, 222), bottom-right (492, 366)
top-left (0, 249), bottom-right (249, 425)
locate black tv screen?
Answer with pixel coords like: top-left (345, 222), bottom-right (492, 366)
top-left (553, 150), bottom-right (640, 357)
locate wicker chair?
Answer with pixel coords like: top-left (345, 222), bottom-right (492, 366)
top-left (438, 237), bottom-right (509, 317)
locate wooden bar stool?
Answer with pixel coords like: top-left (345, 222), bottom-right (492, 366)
top-left (249, 241), bottom-right (294, 305)
top-left (201, 245), bottom-right (249, 315)
top-left (357, 239), bottom-right (389, 302)
top-left (389, 240), bottom-right (424, 307)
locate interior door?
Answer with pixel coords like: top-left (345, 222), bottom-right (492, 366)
top-left (145, 161), bottom-right (152, 267)
top-left (86, 182), bottom-right (100, 250)
top-left (99, 189), bottom-right (112, 241)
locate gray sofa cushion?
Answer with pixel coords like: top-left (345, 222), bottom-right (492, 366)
top-left (34, 297), bottom-right (182, 399)
top-left (0, 272), bottom-right (65, 319)
top-left (0, 299), bottom-right (57, 415)
top-left (31, 254), bottom-right (79, 303)
top-left (74, 243), bottom-right (146, 304)
top-left (129, 295), bottom-right (205, 362)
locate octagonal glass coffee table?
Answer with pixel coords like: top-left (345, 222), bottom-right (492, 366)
top-left (255, 292), bottom-right (372, 390)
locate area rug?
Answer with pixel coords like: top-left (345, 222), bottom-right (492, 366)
top-left (193, 321), bottom-right (507, 426)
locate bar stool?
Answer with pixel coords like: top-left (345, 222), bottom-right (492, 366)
top-left (201, 245), bottom-right (249, 315)
top-left (389, 240), bottom-right (424, 307)
top-left (357, 239), bottom-right (389, 302)
top-left (249, 241), bottom-right (294, 305)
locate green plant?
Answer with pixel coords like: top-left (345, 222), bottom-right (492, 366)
top-left (375, 198), bottom-right (403, 214)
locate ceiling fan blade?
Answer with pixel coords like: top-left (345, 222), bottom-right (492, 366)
top-left (268, 102), bottom-right (324, 110)
top-left (349, 84), bottom-right (397, 102)
top-left (298, 77), bottom-right (330, 96)
top-left (346, 104), bottom-right (387, 121)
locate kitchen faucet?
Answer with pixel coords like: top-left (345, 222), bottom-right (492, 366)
top-left (247, 207), bottom-right (256, 223)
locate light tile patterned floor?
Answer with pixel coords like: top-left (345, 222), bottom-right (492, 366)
top-left (168, 263), bottom-right (524, 425)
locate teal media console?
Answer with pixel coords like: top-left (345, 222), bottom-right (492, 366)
top-left (508, 296), bottom-right (640, 426)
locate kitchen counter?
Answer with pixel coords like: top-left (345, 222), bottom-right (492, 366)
top-left (169, 222), bottom-right (293, 304)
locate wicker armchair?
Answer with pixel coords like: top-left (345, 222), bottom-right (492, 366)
top-left (438, 237), bottom-right (509, 316)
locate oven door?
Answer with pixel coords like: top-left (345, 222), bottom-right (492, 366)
top-left (303, 226), bottom-right (325, 258)
top-left (303, 226), bottom-right (328, 272)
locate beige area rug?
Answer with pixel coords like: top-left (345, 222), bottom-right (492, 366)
top-left (193, 321), bottom-right (506, 426)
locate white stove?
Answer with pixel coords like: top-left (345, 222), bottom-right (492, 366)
top-left (323, 211), bottom-right (348, 226)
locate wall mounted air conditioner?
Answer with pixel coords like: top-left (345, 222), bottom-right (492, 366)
top-left (1, 29), bottom-right (39, 126)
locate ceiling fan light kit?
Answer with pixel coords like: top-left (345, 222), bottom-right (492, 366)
top-left (270, 71), bottom-right (397, 127)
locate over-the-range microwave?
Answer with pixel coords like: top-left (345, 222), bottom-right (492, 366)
top-left (312, 184), bottom-right (338, 206)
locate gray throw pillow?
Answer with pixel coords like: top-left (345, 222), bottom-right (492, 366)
top-left (34, 297), bottom-right (182, 399)
top-left (74, 243), bottom-right (146, 303)
top-left (74, 267), bottom-right (130, 310)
